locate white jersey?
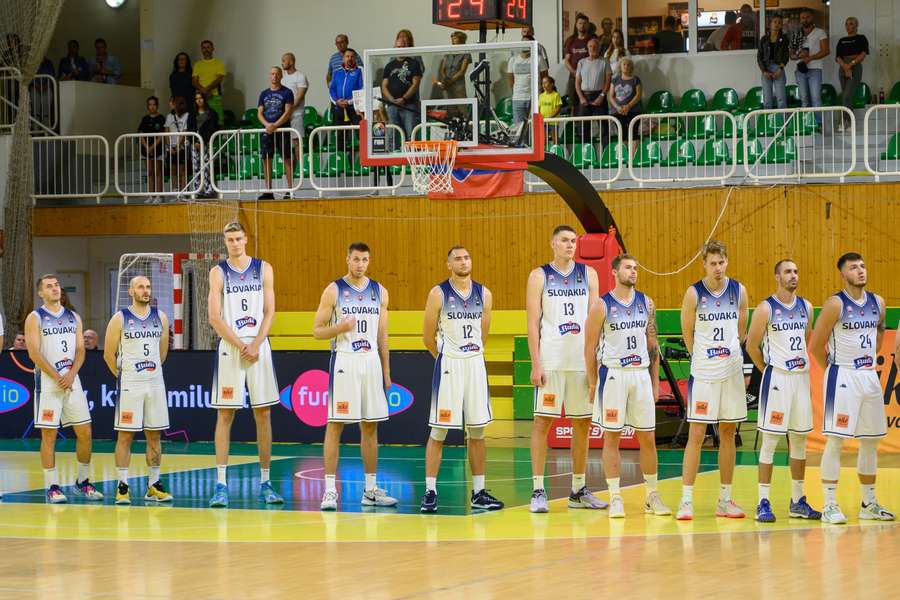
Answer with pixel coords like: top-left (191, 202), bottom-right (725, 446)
top-left (437, 280), bottom-right (484, 358)
top-left (118, 306), bottom-right (165, 383)
top-left (598, 290), bottom-right (650, 369)
top-left (332, 277), bottom-right (382, 354)
top-left (829, 290), bottom-right (880, 370)
top-left (219, 257), bottom-right (265, 341)
top-left (690, 278), bottom-right (744, 380)
top-left (33, 305), bottom-right (79, 394)
top-left (539, 262), bottom-right (590, 371)
top-left (762, 295), bottom-right (810, 373)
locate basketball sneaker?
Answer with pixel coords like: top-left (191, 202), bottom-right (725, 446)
top-left (675, 500), bottom-right (694, 520)
top-left (568, 486), bottom-right (609, 509)
top-left (73, 479), bottom-right (104, 501)
top-left (320, 490), bottom-right (338, 511)
top-left (362, 487), bottom-right (398, 507)
top-left (755, 498), bottom-right (776, 523)
top-left (208, 483), bottom-right (229, 508)
top-left (645, 492), bottom-right (672, 516)
top-left (46, 484), bottom-right (67, 504)
top-left (115, 482), bottom-right (131, 505)
top-left (821, 503), bottom-right (848, 524)
top-left (715, 499), bottom-right (746, 518)
top-left (258, 481), bottom-right (283, 504)
top-left (530, 489), bottom-right (549, 513)
top-left (145, 481), bottom-right (174, 503)
top-left (608, 494), bottom-right (625, 518)
top-left (859, 502), bottom-right (895, 521)
top-left (788, 496), bottom-right (821, 520)
top-left (471, 489), bottom-right (504, 510)
top-left (420, 489), bottom-right (438, 513)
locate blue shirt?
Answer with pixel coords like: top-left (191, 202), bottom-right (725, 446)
top-left (58, 55), bottom-right (90, 81)
top-left (329, 66), bottom-right (363, 104)
top-left (91, 54), bottom-right (122, 84)
top-left (257, 86), bottom-right (295, 124)
top-left (327, 50), bottom-right (362, 80)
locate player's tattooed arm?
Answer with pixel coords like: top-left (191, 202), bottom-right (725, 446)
top-left (646, 296), bottom-right (660, 400)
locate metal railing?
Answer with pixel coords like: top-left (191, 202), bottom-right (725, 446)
top-left (525, 116), bottom-right (624, 190)
top-left (1, 67), bottom-right (58, 134)
top-left (114, 132), bottom-right (204, 201)
top-left (32, 135), bottom-right (109, 200)
top-left (863, 104), bottom-right (900, 177)
top-left (209, 127), bottom-right (304, 197)
top-left (307, 124), bottom-right (405, 195)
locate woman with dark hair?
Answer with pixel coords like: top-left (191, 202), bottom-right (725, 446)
top-left (169, 52), bottom-right (194, 110)
top-left (165, 96), bottom-right (191, 198)
top-left (189, 92), bottom-right (219, 199)
top-left (138, 96), bottom-right (166, 203)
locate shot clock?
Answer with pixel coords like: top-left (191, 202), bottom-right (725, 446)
top-left (432, 0), bottom-right (533, 29)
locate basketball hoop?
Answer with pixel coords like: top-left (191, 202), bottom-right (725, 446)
top-left (403, 140), bottom-right (458, 194)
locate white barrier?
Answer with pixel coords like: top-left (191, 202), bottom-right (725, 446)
top-left (863, 104), bottom-right (900, 177)
top-left (0, 68), bottom-right (58, 134)
top-left (526, 116), bottom-right (624, 190)
top-left (114, 132), bottom-right (204, 201)
top-left (209, 127), bottom-right (304, 197)
top-left (307, 124), bottom-right (405, 195)
top-left (32, 135), bottom-right (109, 200)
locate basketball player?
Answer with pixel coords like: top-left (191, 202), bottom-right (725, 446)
top-left (527, 225), bottom-right (607, 513)
top-left (745, 260), bottom-right (821, 523)
top-left (313, 242), bottom-right (398, 511)
top-left (809, 252), bottom-right (894, 523)
top-left (102, 276), bottom-right (173, 505)
top-left (584, 254), bottom-right (671, 518)
top-left (677, 241), bottom-right (749, 520)
top-left (25, 274), bottom-right (104, 503)
top-left (420, 247), bottom-right (504, 512)
top-left (207, 222), bottom-right (284, 508)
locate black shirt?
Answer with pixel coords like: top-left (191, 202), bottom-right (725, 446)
top-left (138, 114), bottom-right (166, 133)
top-left (836, 34), bottom-right (869, 59)
top-left (169, 70), bottom-right (195, 106)
top-left (383, 57), bottom-right (423, 103)
top-left (653, 30), bottom-right (685, 54)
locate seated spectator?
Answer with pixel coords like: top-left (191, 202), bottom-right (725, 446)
top-left (164, 96), bottom-right (191, 198)
top-left (83, 329), bottom-right (99, 351)
top-left (138, 95), bottom-right (166, 204)
top-left (704, 11), bottom-right (736, 51)
top-left (90, 38), bottom-right (122, 84)
top-left (329, 48), bottom-right (363, 131)
top-left (281, 51), bottom-right (308, 161)
top-left (758, 14), bottom-right (789, 109)
top-left (739, 4), bottom-right (759, 50)
top-left (170, 52), bottom-right (194, 110)
top-left (608, 58), bottom-right (642, 154)
top-left (508, 43), bottom-right (547, 131)
top-left (575, 38), bottom-right (610, 119)
top-left (597, 17), bottom-right (614, 53)
top-left (538, 75), bottom-right (563, 144)
top-left (434, 31), bottom-right (471, 101)
top-left (193, 40), bottom-right (226, 122)
top-left (326, 34), bottom-right (362, 85)
top-left (522, 26), bottom-right (549, 80)
top-left (604, 29), bottom-right (629, 77)
top-left (653, 16), bottom-right (685, 54)
top-left (836, 16), bottom-right (869, 129)
top-left (257, 66), bottom-right (295, 200)
top-left (190, 92), bottom-right (219, 199)
top-left (58, 40), bottom-right (89, 81)
top-left (9, 331), bottom-right (27, 351)
top-left (564, 13), bottom-right (596, 112)
top-left (381, 30), bottom-right (423, 142)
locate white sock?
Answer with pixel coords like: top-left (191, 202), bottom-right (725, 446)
top-left (758, 483), bottom-right (771, 501)
top-left (644, 473), bottom-right (658, 495)
top-left (791, 479), bottom-right (804, 503)
top-left (216, 465), bottom-right (227, 486)
top-left (325, 474), bottom-right (337, 493)
top-left (572, 473), bottom-right (586, 493)
top-left (823, 483), bottom-right (838, 505)
top-left (720, 484), bottom-right (733, 502)
top-left (532, 475), bottom-right (544, 491)
top-left (77, 462), bottom-right (90, 483)
top-left (472, 475), bottom-right (485, 493)
top-left (44, 467), bottom-right (59, 489)
top-left (862, 484), bottom-right (876, 505)
top-left (681, 485), bottom-right (694, 503)
top-left (364, 473), bottom-right (377, 491)
top-left (425, 476), bottom-right (436, 492)
top-left (149, 466), bottom-right (161, 485)
top-left (117, 468), bottom-right (129, 485)
top-left (260, 468), bottom-right (270, 484)
top-left (606, 477), bottom-right (621, 497)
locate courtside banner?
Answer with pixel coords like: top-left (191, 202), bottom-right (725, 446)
top-left (429, 168), bottom-right (524, 199)
top-left (0, 350), bottom-right (455, 445)
top-left (547, 418), bottom-right (640, 449)
top-left (807, 331), bottom-right (900, 453)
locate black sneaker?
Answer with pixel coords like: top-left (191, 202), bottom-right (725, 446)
top-left (420, 489), bottom-right (438, 513)
top-left (258, 192), bottom-right (275, 200)
top-left (471, 489), bottom-right (504, 510)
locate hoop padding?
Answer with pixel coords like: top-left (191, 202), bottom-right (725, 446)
top-left (403, 140), bottom-right (458, 194)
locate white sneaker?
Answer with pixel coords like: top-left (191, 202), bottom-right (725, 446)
top-left (608, 494), bottom-right (625, 518)
top-left (821, 503), bottom-right (848, 524)
top-left (859, 501), bottom-right (895, 521)
top-left (320, 490), bottom-right (338, 511)
top-left (676, 500), bottom-right (693, 521)
top-left (715, 499), bottom-right (746, 519)
top-left (644, 492), bottom-right (672, 516)
top-left (361, 487), bottom-right (398, 507)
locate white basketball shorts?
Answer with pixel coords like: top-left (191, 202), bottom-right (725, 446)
top-left (429, 354), bottom-right (492, 429)
top-left (687, 370), bottom-right (747, 424)
top-left (34, 373), bottom-right (91, 429)
top-left (591, 366), bottom-right (655, 432)
top-left (533, 370), bottom-right (591, 419)
top-left (757, 366), bottom-right (812, 435)
top-left (328, 351), bottom-right (388, 423)
top-left (116, 377), bottom-right (169, 431)
top-left (822, 365), bottom-right (886, 439)
top-left (212, 338), bottom-right (280, 409)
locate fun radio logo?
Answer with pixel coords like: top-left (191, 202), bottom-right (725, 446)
top-left (559, 322), bottom-right (581, 335)
top-left (235, 316), bottom-right (257, 330)
top-left (279, 369), bottom-right (414, 427)
top-left (0, 377), bottom-right (30, 414)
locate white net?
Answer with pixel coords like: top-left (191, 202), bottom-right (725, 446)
top-left (115, 254), bottom-right (175, 329)
top-left (404, 140), bottom-right (457, 194)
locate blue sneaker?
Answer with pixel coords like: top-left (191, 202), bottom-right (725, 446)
top-left (789, 496), bottom-right (822, 520)
top-left (209, 483), bottom-right (229, 508)
top-left (258, 481), bottom-right (284, 504)
top-left (756, 498), bottom-right (776, 523)
top-left (471, 489), bottom-right (504, 510)
top-left (420, 489), bottom-right (438, 513)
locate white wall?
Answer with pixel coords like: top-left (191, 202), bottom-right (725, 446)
top-left (59, 81), bottom-right (155, 142)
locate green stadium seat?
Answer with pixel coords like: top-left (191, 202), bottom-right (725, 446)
top-left (738, 87), bottom-right (764, 114)
top-left (685, 114), bottom-right (716, 139)
top-left (711, 88), bottom-right (740, 114)
top-left (880, 133), bottom-right (900, 160)
top-left (763, 138), bottom-right (796, 164)
top-left (242, 108), bottom-right (261, 128)
top-left (821, 83), bottom-right (838, 107)
top-left (713, 117), bottom-right (736, 139)
top-left (646, 90), bottom-right (675, 114)
top-left (887, 81), bottom-right (900, 104)
top-left (785, 111), bottom-right (819, 136)
top-left (678, 89), bottom-right (707, 113)
top-left (271, 153), bottom-right (285, 178)
top-left (546, 143), bottom-right (566, 159)
top-left (747, 112), bottom-right (786, 138)
top-left (736, 138), bottom-right (764, 165)
top-left (240, 155), bottom-right (260, 179)
top-left (661, 140), bottom-right (696, 167)
top-left (303, 106), bottom-right (320, 127)
top-left (222, 109), bottom-right (237, 128)
top-left (648, 116), bottom-right (681, 141)
top-left (600, 142), bottom-right (628, 168)
top-left (695, 138), bottom-right (732, 166)
top-left (350, 155), bottom-right (370, 176)
top-left (631, 139), bottom-right (662, 168)
top-left (571, 143), bottom-right (600, 168)
top-left (786, 85), bottom-right (801, 108)
top-left (496, 97), bottom-right (513, 120)
top-left (853, 82), bottom-right (872, 108)
top-left (326, 152), bottom-right (350, 176)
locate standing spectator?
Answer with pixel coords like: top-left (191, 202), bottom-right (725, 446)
top-left (329, 48), bottom-right (363, 129)
top-left (257, 67), bottom-right (295, 200)
top-left (192, 40), bottom-right (226, 122)
top-left (721, 12), bottom-right (744, 51)
top-left (704, 12), bottom-right (735, 51)
top-left (538, 76), bottom-right (563, 144)
top-left (563, 13), bottom-right (595, 111)
top-left (281, 51), bottom-right (309, 163)
top-left (757, 14), bottom-right (789, 109)
top-left (90, 38), bottom-right (122, 84)
top-left (83, 329), bottom-right (99, 351)
top-left (190, 92), bottom-right (219, 199)
top-left (381, 31), bottom-right (423, 142)
top-left (604, 29), bottom-right (629, 78)
top-left (836, 16), bottom-right (869, 129)
top-left (521, 26), bottom-right (549, 80)
top-left (608, 58), bottom-right (642, 154)
top-left (10, 331), bottom-right (27, 350)
top-left (653, 16), bottom-right (685, 54)
top-left (792, 10), bottom-right (829, 121)
top-left (164, 96), bottom-right (191, 198)
top-left (58, 40), bottom-right (89, 81)
top-left (138, 96), bottom-right (166, 204)
top-left (169, 52), bottom-right (194, 110)
top-left (739, 4), bottom-right (759, 50)
top-left (326, 34), bottom-right (362, 85)
top-left (597, 17), bottom-right (614, 53)
top-left (434, 32), bottom-right (471, 101)
top-left (507, 43), bottom-right (548, 130)
top-left (575, 38), bottom-right (610, 143)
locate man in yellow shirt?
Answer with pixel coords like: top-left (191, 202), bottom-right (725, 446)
top-left (193, 39), bottom-right (226, 121)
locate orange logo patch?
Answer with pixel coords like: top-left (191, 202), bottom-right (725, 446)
top-left (221, 386), bottom-right (234, 400)
top-left (542, 393), bottom-right (556, 408)
top-left (604, 408), bottom-right (619, 422)
top-left (120, 411), bottom-right (134, 425)
top-left (41, 409), bottom-right (55, 421)
top-left (336, 401), bottom-right (349, 415)
top-left (769, 411), bottom-right (784, 426)
top-left (439, 409), bottom-right (452, 423)
top-left (836, 413), bottom-right (850, 428)
top-left (695, 401), bottom-right (709, 416)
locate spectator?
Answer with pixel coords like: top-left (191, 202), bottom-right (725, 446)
top-left (757, 14), bottom-right (789, 109)
top-left (60, 288), bottom-right (76, 312)
top-left (721, 12), bottom-right (744, 51)
top-left (739, 4), bottom-right (759, 50)
top-left (192, 40), bottom-right (226, 122)
top-left (604, 29), bottom-right (629, 77)
top-left (329, 48), bottom-right (363, 129)
top-left (597, 17), bottom-right (614, 53)
top-left (538, 75), bottom-right (563, 144)
top-left (190, 92), bottom-right (219, 199)
top-left (792, 9), bottom-right (829, 120)
top-left (83, 329), bottom-right (99, 351)
top-left (326, 34), bottom-right (362, 85)
top-left (164, 96), bottom-right (191, 197)
top-left (563, 13), bottom-right (595, 111)
top-left (257, 66), bottom-right (295, 200)
top-left (507, 42), bottom-right (548, 130)
top-left (836, 16), bottom-right (869, 129)
top-left (653, 16), bottom-right (685, 54)
top-left (521, 26), bottom-right (549, 80)
top-left (281, 52), bottom-right (309, 140)
top-left (10, 331), bottom-right (26, 351)
top-left (169, 52), bottom-right (194, 110)
top-left (90, 38), bottom-right (122, 84)
top-left (434, 32), bottom-right (471, 102)
top-left (786, 14), bottom-right (805, 59)
top-left (381, 30), bottom-right (423, 142)
top-left (138, 96), bottom-right (166, 204)
top-left (608, 58), bottom-right (642, 154)
top-left (575, 38), bottom-right (610, 144)
top-left (704, 11), bottom-right (736, 51)
top-left (58, 40), bottom-right (89, 81)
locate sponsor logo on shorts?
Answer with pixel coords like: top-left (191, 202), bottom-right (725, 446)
top-left (439, 409), bottom-right (452, 423)
top-left (706, 347), bottom-right (731, 359)
top-left (41, 408), bottom-right (55, 421)
top-left (459, 343), bottom-right (481, 353)
top-left (352, 339), bottom-right (372, 352)
top-left (336, 401), bottom-right (349, 415)
top-left (695, 401), bottom-right (709, 416)
top-left (619, 354), bottom-right (642, 367)
top-left (769, 411), bottom-right (784, 426)
top-left (54, 358), bottom-right (74, 372)
top-left (0, 377), bottom-right (30, 414)
top-left (853, 356), bottom-right (874, 369)
top-left (121, 411), bottom-right (134, 425)
top-left (235, 316), bottom-right (257, 330)
top-left (134, 360), bottom-right (157, 373)
top-left (558, 322), bottom-right (581, 335)
top-left (836, 413), bottom-right (850, 428)
top-left (542, 393), bottom-right (556, 408)
top-left (221, 386), bottom-right (234, 400)
top-left (785, 357), bottom-right (807, 371)
top-left (604, 408), bottom-right (619, 422)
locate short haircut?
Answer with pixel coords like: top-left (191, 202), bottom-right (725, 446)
top-left (552, 225), bottom-right (577, 238)
top-left (283, 52), bottom-right (295, 61)
top-left (68, 39), bottom-right (79, 47)
top-left (344, 48), bottom-right (357, 56)
top-left (348, 242), bottom-right (370, 254)
top-left (94, 38), bottom-right (107, 46)
top-left (336, 34), bottom-right (349, 41)
top-left (575, 13), bottom-right (588, 23)
top-left (799, 9), bottom-right (813, 17)
top-left (773, 259), bottom-right (795, 274)
top-left (611, 253), bottom-right (637, 270)
top-left (837, 252), bottom-right (863, 270)
top-left (447, 245), bottom-right (468, 258)
top-left (36, 273), bottom-right (58, 291)
top-left (271, 65), bottom-right (283, 74)
top-left (147, 95), bottom-right (159, 105)
top-left (223, 221), bottom-right (245, 234)
top-left (665, 15), bottom-right (678, 29)
top-left (725, 11), bottom-right (737, 25)
top-left (701, 240), bottom-right (727, 259)
top-left (201, 39), bottom-right (214, 46)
